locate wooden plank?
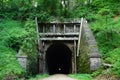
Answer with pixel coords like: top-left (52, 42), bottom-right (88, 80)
top-left (35, 17), bottom-right (44, 73)
top-left (74, 24), bottom-right (76, 32)
top-left (43, 25), bottom-right (45, 33)
top-left (103, 63), bottom-right (113, 68)
top-left (53, 24), bottom-right (55, 33)
top-left (77, 18), bottom-right (83, 57)
top-left (39, 33), bottom-right (79, 36)
top-left (38, 22), bottom-right (81, 25)
top-left (64, 24), bottom-right (66, 33)
top-left (35, 17), bottom-right (40, 47)
top-left (40, 37), bottom-right (78, 40)
top-left (73, 24), bottom-right (77, 73)
top-left (74, 40), bottom-right (77, 73)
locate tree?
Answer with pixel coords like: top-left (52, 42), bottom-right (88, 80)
top-left (42, 0), bottom-right (61, 16)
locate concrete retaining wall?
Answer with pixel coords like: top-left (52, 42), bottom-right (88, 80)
top-left (16, 50), bottom-right (27, 70)
top-left (78, 19), bottom-right (101, 73)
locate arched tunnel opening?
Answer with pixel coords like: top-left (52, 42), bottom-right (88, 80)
top-left (46, 43), bottom-right (72, 75)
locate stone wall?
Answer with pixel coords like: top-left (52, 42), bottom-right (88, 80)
top-left (77, 19), bottom-right (101, 73)
top-left (16, 50), bottom-right (27, 71)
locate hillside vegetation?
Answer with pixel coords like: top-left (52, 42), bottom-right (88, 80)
top-left (0, 0), bottom-right (120, 79)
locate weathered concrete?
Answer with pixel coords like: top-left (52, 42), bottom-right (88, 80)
top-left (78, 19), bottom-right (101, 72)
top-left (16, 49), bottom-right (27, 70)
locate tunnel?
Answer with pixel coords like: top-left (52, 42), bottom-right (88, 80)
top-left (46, 43), bottom-right (72, 75)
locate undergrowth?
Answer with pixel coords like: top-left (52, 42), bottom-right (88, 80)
top-left (0, 18), bottom-right (38, 79)
top-left (69, 74), bottom-right (92, 80)
top-left (0, 19), bottom-right (26, 79)
top-left (90, 15), bottom-right (120, 78)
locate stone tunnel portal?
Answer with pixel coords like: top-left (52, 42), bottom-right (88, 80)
top-left (46, 43), bottom-right (72, 75)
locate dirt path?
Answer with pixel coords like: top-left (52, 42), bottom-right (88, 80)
top-left (39, 74), bottom-right (77, 80)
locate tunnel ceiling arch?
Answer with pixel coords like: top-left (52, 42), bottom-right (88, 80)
top-left (46, 43), bottom-right (72, 75)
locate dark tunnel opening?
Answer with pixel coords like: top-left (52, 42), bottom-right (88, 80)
top-left (46, 43), bottom-right (72, 75)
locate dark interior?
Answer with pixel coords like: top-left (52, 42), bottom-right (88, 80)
top-left (46, 43), bottom-right (72, 75)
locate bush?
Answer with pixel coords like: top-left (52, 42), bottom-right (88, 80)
top-left (90, 15), bottom-right (120, 56)
top-left (21, 19), bottom-right (38, 75)
top-left (28, 74), bottom-right (49, 80)
top-left (0, 19), bottom-right (27, 79)
top-left (105, 48), bottom-right (120, 77)
top-left (112, 59), bottom-right (120, 77)
top-left (0, 46), bottom-right (25, 79)
top-left (69, 74), bottom-right (93, 80)
top-left (105, 48), bottom-right (120, 64)
top-left (0, 19), bottom-right (28, 51)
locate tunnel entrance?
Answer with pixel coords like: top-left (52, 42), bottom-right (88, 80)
top-left (46, 43), bottom-right (72, 75)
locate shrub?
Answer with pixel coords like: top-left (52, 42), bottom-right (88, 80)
top-left (112, 59), bottom-right (120, 77)
top-left (0, 46), bottom-right (25, 79)
top-left (0, 19), bottom-right (28, 51)
top-left (105, 48), bottom-right (120, 64)
top-left (69, 74), bottom-right (93, 80)
top-left (28, 74), bottom-right (49, 80)
top-left (21, 19), bottom-right (38, 75)
top-left (0, 19), bottom-right (27, 79)
top-left (105, 48), bottom-right (120, 77)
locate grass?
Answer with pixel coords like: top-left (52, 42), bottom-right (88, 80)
top-left (28, 74), bottom-right (49, 80)
top-left (0, 19), bottom-right (26, 79)
top-left (69, 74), bottom-right (93, 80)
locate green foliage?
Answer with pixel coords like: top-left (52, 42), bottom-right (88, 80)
top-left (0, 19), bottom-right (26, 79)
top-left (91, 68), bottom-right (103, 77)
top-left (0, 0), bottom-right (74, 20)
top-left (1, 0), bottom-right (120, 79)
top-left (0, 47), bottom-right (24, 79)
top-left (105, 48), bottom-right (120, 64)
top-left (90, 15), bottom-right (120, 56)
top-left (91, 71), bottom-right (101, 78)
top-left (0, 19), bottom-right (27, 51)
top-left (72, 3), bottom-right (97, 21)
top-left (88, 1), bottom-right (120, 78)
top-left (28, 74), bottom-right (49, 80)
top-left (104, 48), bottom-right (120, 77)
top-left (36, 11), bottom-right (51, 22)
top-left (73, 6), bottom-right (90, 18)
top-left (21, 19), bottom-right (37, 56)
top-left (112, 59), bottom-right (120, 77)
top-left (69, 74), bottom-right (93, 80)
top-left (21, 19), bottom-right (38, 75)
top-left (77, 53), bottom-right (90, 73)
top-left (89, 17), bottom-right (120, 79)
top-left (41, 0), bottom-right (60, 16)
top-left (0, 18), bottom-right (38, 79)
top-left (90, 12), bottom-right (120, 78)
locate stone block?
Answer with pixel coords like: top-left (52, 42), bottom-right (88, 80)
top-left (88, 40), bottom-right (97, 45)
top-left (90, 53), bottom-right (101, 58)
top-left (16, 50), bottom-right (27, 70)
top-left (90, 58), bottom-right (101, 70)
